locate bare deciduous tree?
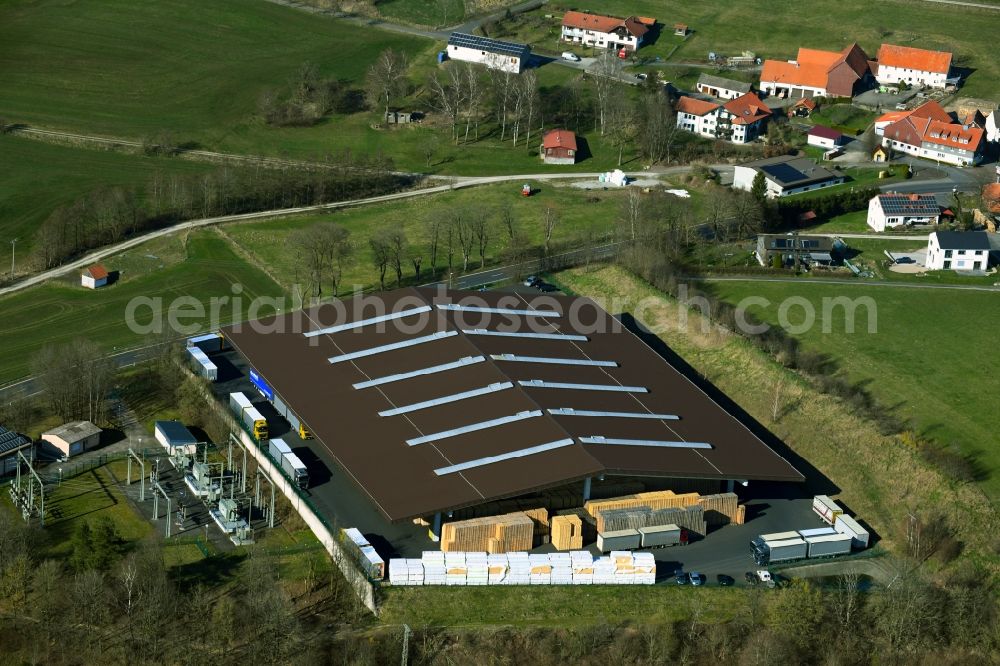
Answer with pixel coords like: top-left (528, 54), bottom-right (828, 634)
top-left (591, 51), bottom-right (622, 136)
top-left (542, 205), bottom-right (560, 256)
top-left (428, 66), bottom-right (465, 142)
top-left (470, 209), bottom-right (492, 268)
top-left (32, 339), bottom-right (116, 423)
top-left (365, 49), bottom-right (409, 119)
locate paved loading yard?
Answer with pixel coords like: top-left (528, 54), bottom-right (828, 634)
top-left (209, 348), bottom-right (835, 584)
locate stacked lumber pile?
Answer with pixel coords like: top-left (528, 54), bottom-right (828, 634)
top-left (585, 490), bottom-right (700, 519)
top-left (523, 507), bottom-right (550, 545)
top-left (598, 505), bottom-right (707, 536)
top-left (449, 481), bottom-right (647, 520)
top-left (389, 550), bottom-right (655, 586)
top-left (735, 504), bottom-right (746, 525)
top-left (551, 514), bottom-right (584, 550)
top-left (440, 512), bottom-right (534, 553)
top-left (697, 493), bottom-right (741, 526)
top-left (557, 507), bottom-right (597, 542)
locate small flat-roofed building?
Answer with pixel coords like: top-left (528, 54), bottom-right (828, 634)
top-left (733, 155), bottom-right (845, 198)
top-left (807, 125), bottom-right (844, 149)
top-left (696, 73), bottom-right (752, 100)
top-left (41, 421), bottom-right (101, 458)
top-left (926, 231), bottom-right (991, 271)
top-left (0, 426), bottom-right (32, 476)
top-left (154, 420), bottom-right (198, 456)
top-left (755, 234), bottom-right (842, 268)
top-left (867, 193), bottom-right (940, 231)
top-left (447, 33), bottom-right (531, 73)
top-left (540, 129), bottom-right (577, 165)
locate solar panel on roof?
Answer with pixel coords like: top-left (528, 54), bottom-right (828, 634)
top-left (580, 436), bottom-right (712, 450)
top-left (353, 355), bottom-right (486, 389)
top-left (518, 380), bottom-right (647, 393)
top-left (327, 330), bottom-right (457, 364)
top-left (406, 410), bottom-right (543, 446)
top-left (760, 163), bottom-right (808, 184)
top-left (490, 354), bottom-right (616, 367)
top-left (462, 329), bottom-right (587, 341)
top-left (433, 438), bottom-right (575, 476)
top-left (378, 381), bottom-right (514, 417)
top-left (448, 32), bottom-right (528, 58)
top-left (306, 306), bottom-right (432, 337)
top-left (436, 304), bottom-right (560, 317)
top-left (548, 408), bottom-right (679, 420)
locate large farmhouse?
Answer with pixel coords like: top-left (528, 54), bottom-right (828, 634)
top-left (560, 11), bottom-right (651, 54)
top-left (675, 92), bottom-right (772, 144)
top-left (879, 100), bottom-right (984, 166)
top-left (875, 44), bottom-right (953, 90)
top-left (759, 43), bottom-right (871, 99)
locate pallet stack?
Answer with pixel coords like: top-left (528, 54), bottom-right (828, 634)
top-left (735, 504), bottom-right (746, 525)
top-left (551, 514), bottom-right (584, 550)
top-left (597, 505), bottom-right (707, 536)
top-left (523, 507), bottom-right (550, 545)
top-left (388, 550), bottom-right (655, 586)
top-left (440, 511), bottom-right (534, 552)
top-left (697, 493), bottom-right (741, 526)
top-left (585, 490), bottom-right (700, 519)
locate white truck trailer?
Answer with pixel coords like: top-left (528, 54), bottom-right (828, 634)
top-left (805, 533), bottom-right (853, 558)
top-left (638, 524), bottom-right (687, 548)
top-left (597, 529), bottom-right (641, 552)
top-left (751, 535), bottom-right (808, 566)
top-left (834, 514), bottom-right (870, 549)
top-left (812, 495), bottom-right (843, 525)
top-left (267, 438), bottom-right (309, 489)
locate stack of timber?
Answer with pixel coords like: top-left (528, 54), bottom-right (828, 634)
top-left (598, 505), bottom-right (707, 536)
top-left (551, 514), bottom-right (584, 550)
top-left (735, 504), bottom-right (746, 525)
top-left (697, 493), bottom-right (741, 526)
top-left (388, 550), bottom-right (655, 586)
top-left (586, 490), bottom-right (700, 519)
top-left (449, 481), bottom-right (645, 520)
top-left (523, 507), bottom-right (550, 544)
top-left (440, 512), bottom-right (534, 553)
top-left (557, 507), bottom-right (597, 542)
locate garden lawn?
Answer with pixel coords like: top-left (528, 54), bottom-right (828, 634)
top-left (0, 232), bottom-right (283, 384)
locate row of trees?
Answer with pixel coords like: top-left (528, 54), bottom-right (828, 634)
top-left (259, 61), bottom-right (366, 127)
top-left (34, 155), bottom-right (408, 269)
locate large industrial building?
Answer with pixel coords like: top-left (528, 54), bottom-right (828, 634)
top-left (222, 288), bottom-right (803, 534)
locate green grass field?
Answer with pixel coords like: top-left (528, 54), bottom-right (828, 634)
top-left (702, 279), bottom-right (1000, 501)
top-left (0, 134), bottom-right (212, 265)
top-left (0, 232), bottom-right (283, 383)
top-left (377, 0), bottom-right (466, 27)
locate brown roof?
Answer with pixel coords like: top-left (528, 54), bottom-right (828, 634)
top-left (760, 43), bottom-right (868, 93)
top-left (561, 10), bottom-right (649, 38)
top-left (723, 92), bottom-right (771, 125)
top-left (791, 98), bottom-right (818, 110)
top-left (808, 125), bottom-right (843, 140)
top-left (85, 264), bottom-right (108, 280)
top-left (675, 96), bottom-right (720, 116)
top-left (877, 44), bottom-right (952, 75)
top-left (542, 129), bottom-right (577, 151)
top-left (222, 288), bottom-right (803, 522)
top-left (923, 120), bottom-right (984, 151)
top-left (983, 183), bottom-right (1000, 213)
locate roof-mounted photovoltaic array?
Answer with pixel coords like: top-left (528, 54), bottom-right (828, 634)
top-left (490, 354), bottom-right (617, 367)
top-left (406, 410), bottom-right (544, 446)
top-left (447, 32), bottom-right (530, 59)
top-left (353, 356), bottom-right (486, 389)
top-left (305, 306), bottom-right (432, 337)
top-left (328, 330), bottom-right (457, 364)
top-left (436, 304), bottom-right (561, 317)
top-left (518, 380), bottom-right (648, 393)
top-left (462, 329), bottom-right (588, 341)
top-left (378, 382), bottom-right (514, 417)
top-left (579, 436), bottom-right (712, 450)
top-left (548, 408), bottom-right (679, 420)
top-left (433, 438), bottom-right (575, 476)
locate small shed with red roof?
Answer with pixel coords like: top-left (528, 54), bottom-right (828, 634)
top-left (81, 264), bottom-right (109, 289)
top-left (807, 125), bottom-right (845, 149)
top-left (541, 129), bottom-right (578, 165)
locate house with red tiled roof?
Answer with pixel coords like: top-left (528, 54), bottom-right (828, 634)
top-left (81, 264), bottom-right (109, 289)
top-left (759, 43), bottom-right (872, 99)
top-left (561, 11), bottom-right (651, 53)
top-left (540, 129), bottom-right (577, 165)
top-left (874, 100), bottom-right (951, 136)
top-left (882, 106), bottom-right (985, 166)
top-left (875, 44), bottom-right (953, 90)
top-left (675, 92), bottom-right (772, 144)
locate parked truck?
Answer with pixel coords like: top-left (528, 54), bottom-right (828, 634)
top-left (342, 527), bottom-right (385, 580)
top-left (804, 533), bottom-right (853, 558)
top-left (597, 529), bottom-right (641, 552)
top-left (229, 391), bottom-right (268, 441)
top-left (812, 495), bottom-right (843, 525)
top-left (834, 514), bottom-right (870, 549)
top-left (268, 437), bottom-right (309, 489)
top-left (186, 332), bottom-right (225, 354)
top-left (638, 524), bottom-right (688, 548)
top-left (251, 370), bottom-right (313, 440)
top-left (186, 346), bottom-right (218, 381)
top-left (751, 535), bottom-right (808, 566)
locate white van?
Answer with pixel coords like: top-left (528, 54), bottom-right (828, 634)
top-left (561, 51), bottom-right (580, 62)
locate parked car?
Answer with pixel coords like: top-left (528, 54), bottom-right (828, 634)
top-left (674, 569), bottom-right (689, 585)
top-left (635, 72), bottom-right (648, 81)
top-left (717, 574), bottom-right (735, 587)
top-left (561, 51), bottom-right (581, 62)
top-left (689, 572), bottom-right (706, 586)
top-left (523, 275), bottom-right (540, 287)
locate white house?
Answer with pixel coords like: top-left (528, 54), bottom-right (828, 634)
top-left (807, 125), bottom-right (844, 149)
top-left (925, 231), bottom-right (991, 271)
top-left (734, 156), bottom-right (845, 198)
top-left (446, 33), bottom-right (531, 74)
top-left (882, 116), bottom-right (985, 166)
top-left (696, 74), bottom-right (752, 100)
top-left (875, 44), bottom-right (952, 90)
top-left (867, 193), bottom-right (940, 232)
top-left (675, 93), bottom-right (771, 145)
top-left (42, 421), bottom-right (101, 459)
top-left (560, 11), bottom-right (651, 54)
top-left (81, 264), bottom-right (109, 289)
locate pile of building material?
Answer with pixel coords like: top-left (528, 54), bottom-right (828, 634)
top-left (551, 514), bottom-right (584, 550)
top-left (342, 528), bottom-right (386, 580)
top-left (440, 511), bottom-right (535, 553)
top-left (587, 490), bottom-right (700, 525)
top-left (697, 493), bottom-right (742, 526)
top-left (449, 481), bottom-right (645, 520)
top-left (389, 550), bottom-right (655, 586)
top-left (598, 505), bottom-right (706, 536)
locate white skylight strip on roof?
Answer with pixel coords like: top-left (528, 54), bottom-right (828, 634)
top-left (353, 355), bottom-right (486, 389)
top-left (490, 354), bottom-right (617, 367)
top-left (433, 438), bottom-right (576, 476)
top-left (328, 330), bottom-right (457, 364)
top-left (436, 304), bottom-right (561, 317)
top-left (378, 382), bottom-right (514, 417)
top-left (579, 436), bottom-right (712, 450)
top-left (518, 380), bottom-right (648, 393)
top-left (305, 306), bottom-right (432, 337)
top-left (406, 410), bottom-right (544, 446)
top-left (548, 408), bottom-right (679, 420)
top-left (462, 329), bottom-right (587, 341)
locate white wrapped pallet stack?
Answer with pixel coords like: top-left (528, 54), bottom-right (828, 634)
top-left (467, 552), bottom-right (488, 586)
top-left (445, 551), bottom-right (467, 586)
top-left (406, 558), bottom-right (425, 586)
top-left (422, 551), bottom-right (446, 585)
top-left (508, 552), bottom-right (530, 585)
top-left (549, 552), bottom-right (573, 585)
top-left (612, 551), bottom-right (635, 585)
top-left (633, 552), bottom-right (656, 585)
top-left (388, 558), bottom-right (408, 585)
top-left (593, 556), bottom-right (616, 584)
top-left (487, 553), bottom-right (508, 584)
top-left (529, 553), bottom-right (552, 585)
top-left (571, 550), bottom-right (594, 585)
